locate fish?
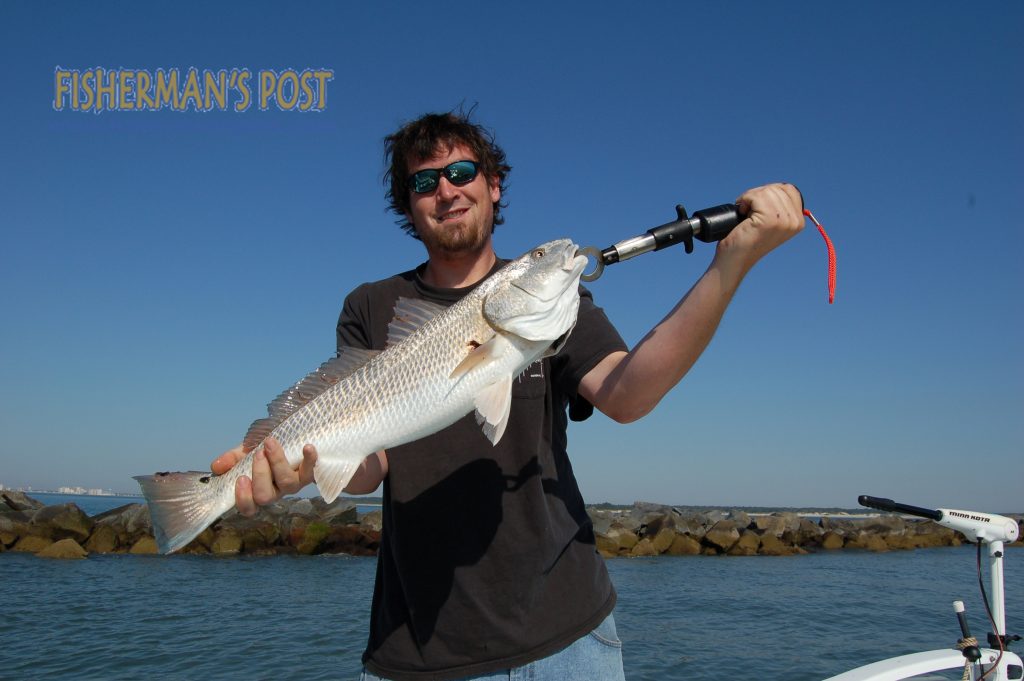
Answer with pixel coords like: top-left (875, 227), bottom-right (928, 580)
top-left (134, 239), bottom-right (588, 553)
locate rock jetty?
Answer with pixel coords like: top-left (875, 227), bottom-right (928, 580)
top-left (2, 491), bottom-right (1020, 559)
top-left (590, 504), bottom-right (1024, 558)
top-left (0, 491), bottom-right (379, 559)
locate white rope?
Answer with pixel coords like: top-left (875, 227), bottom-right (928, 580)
top-left (956, 637), bottom-right (978, 681)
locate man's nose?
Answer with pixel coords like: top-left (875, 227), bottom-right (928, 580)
top-left (436, 175), bottom-right (458, 200)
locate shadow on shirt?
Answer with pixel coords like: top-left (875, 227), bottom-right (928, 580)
top-left (370, 455), bottom-right (596, 652)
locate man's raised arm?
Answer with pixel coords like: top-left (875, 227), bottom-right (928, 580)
top-left (579, 183), bottom-right (804, 423)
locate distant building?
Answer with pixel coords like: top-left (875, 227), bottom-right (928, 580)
top-left (55, 486), bottom-right (115, 496)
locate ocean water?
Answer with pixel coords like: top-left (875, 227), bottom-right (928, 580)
top-left (2, 497), bottom-right (1020, 680)
top-left (20, 493), bottom-right (147, 516)
top-left (20, 492), bottom-right (381, 517)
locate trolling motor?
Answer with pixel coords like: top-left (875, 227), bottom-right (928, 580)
top-left (857, 495), bottom-right (1019, 553)
top-left (858, 495), bottom-right (1022, 671)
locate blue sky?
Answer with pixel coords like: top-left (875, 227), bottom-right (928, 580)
top-left (1, 2), bottom-right (1021, 510)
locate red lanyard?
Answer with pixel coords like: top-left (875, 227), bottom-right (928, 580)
top-left (804, 209), bottom-right (836, 304)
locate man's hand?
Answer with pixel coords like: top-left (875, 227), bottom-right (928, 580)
top-left (210, 438), bottom-right (317, 517)
top-left (715, 183), bottom-right (805, 281)
top-left (580, 182), bottom-right (806, 424)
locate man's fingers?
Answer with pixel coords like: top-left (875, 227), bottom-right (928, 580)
top-left (785, 183), bottom-right (804, 212)
top-left (774, 184), bottom-right (805, 231)
top-left (211, 445), bottom-right (245, 475)
top-left (298, 444), bottom-right (319, 488)
top-left (250, 449), bottom-right (279, 506)
top-left (264, 437), bottom-right (303, 495)
top-left (236, 476), bottom-right (257, 517)
top-left (230, 438), bottom-right (315, 511)
top-left (734, 194), bottom-right (752, 220)
top-left (736, 184), bottom-right (804, 230)
top-left (762, 185), bottom-right (799, 229)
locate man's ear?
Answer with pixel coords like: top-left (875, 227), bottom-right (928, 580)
top-left (488, 175), bottom-right (501, 204)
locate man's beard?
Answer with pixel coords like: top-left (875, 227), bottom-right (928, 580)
top-left (419, 218), bottom-right (491, 256)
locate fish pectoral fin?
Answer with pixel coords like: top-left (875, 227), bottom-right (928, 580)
top-left (473, 375), bottom-right (513, 446)
top-left (313, 456), bottom-right (360, 504)
top-left (449, 333), bottom-right (502, 382)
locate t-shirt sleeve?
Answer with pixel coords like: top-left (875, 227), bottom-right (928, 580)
top-left (336, 284), bottom-right (374, 353)
top-left (552, 286), bottom-right (628, 422)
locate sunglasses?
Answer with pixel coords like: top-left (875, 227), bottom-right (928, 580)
top-left (408, 160), bottom-right (480, 194)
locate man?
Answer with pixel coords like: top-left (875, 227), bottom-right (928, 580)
top-left (212, 111), bottom-right (804, 680)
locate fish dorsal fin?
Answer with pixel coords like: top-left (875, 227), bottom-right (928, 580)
top-left (387, 297), bottom-right (447, 347)
top-left (242, 347), bottom-right (380, 452)
top-left (474, 375), bottom-right (513, 445)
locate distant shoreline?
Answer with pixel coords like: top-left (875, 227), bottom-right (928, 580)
top-left (16, 491), bottom-right (384, 505)
top-left (26, 491), bottom-right (143, 498)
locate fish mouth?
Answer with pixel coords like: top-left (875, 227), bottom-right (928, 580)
top-left (554, 241), bottom-right (588, 280)
top-left (571, 245), bottom-right (594, 269)
top-left (512, 242), bottom-right (586, 302)
top-left (567, 252), bottom-right (587, 274)
top-left (539, 240), bottom-right (586, 275)
top-left (564, 243), bottom-right (588, 275)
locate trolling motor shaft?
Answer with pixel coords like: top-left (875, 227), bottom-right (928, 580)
top-left (580, 203), bottom-right (743, 282)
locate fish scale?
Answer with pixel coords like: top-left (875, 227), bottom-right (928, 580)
top-left (135, 239), bottom-right (588, 553)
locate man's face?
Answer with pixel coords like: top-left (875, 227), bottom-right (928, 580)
top-left (405, 143), bottom-right (501, 256)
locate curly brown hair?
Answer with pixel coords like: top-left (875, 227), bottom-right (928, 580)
top-left (384, 110), bottom-right (511, 239)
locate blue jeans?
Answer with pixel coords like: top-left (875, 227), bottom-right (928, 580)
top-left (359, 613), bottom-right (625, 681)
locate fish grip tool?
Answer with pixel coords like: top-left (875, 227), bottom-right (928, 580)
top-left (579, 201), bottom-right (837, 303)
top-left (579, 203), bottom-right (741, 280)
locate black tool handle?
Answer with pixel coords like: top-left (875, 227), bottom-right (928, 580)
top-left (646, 203), bottom-right (745, 255)
top-left (858, 495), bottom-right (943, 521)
top-left (693, 203), bottom-right (744, 243)
top-left (648, 205), bottom-right (696, 253)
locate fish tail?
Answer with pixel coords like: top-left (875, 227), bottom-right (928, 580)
top-left (133, 471), bottom-right (235, 553)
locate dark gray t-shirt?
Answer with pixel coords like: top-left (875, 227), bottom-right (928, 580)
top-left (337, 259), bottom-right (627, 681)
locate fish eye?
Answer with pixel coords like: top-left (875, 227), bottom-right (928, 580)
top-left (532, 249), bottom-right (545, 259)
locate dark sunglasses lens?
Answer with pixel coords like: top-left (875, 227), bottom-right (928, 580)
top-left (445, 161), bottom-right (478, 185)
top-left (411, 170), bottom-right (440, 193)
